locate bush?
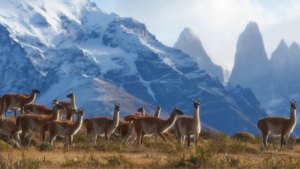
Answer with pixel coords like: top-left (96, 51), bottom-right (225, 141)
top-left (232, 132), bottom-right (256, 143)
top-left (37, 143), bottom-right (53, 151)
top-left (0, 140), bottom-right (12, 151)
top-left (189, 146), bottom-right (213, 166)
top-left (14, 158), bottom-right (41, 169)
top-left (73, 130), bottom-right (90, 150)
top-left (104, 155), bottom-right (134, 167)
top-left (23, 137), bottom-right (41, 147)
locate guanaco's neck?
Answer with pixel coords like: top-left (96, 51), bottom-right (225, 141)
top-left (71, 96), bottom-right (77, 109)
top-left (154, 109), bottom-right (161, 118)
top-left (142, 109), bottom-right (145, 117)
top-left (26, 91), bottom-right (36, 103)
top-left (112, 110), bottom-right (120, 127)
top-left (65, 109), bottom-right (73, 121)
top-left (51, 107), bottom-right (60, 121)
top-left (290, 108), bottom-right (296, 123)
top-left (193, 107), bottom-right (200, 123)
top-left (165, 110), bottom-right (178, 128)
top-left (72, 114), bottom-right (83, 133)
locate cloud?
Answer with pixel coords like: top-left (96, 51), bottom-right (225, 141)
top-left (93, 0), bottom-right (300, 69)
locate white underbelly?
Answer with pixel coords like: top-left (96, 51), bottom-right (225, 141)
top-left (268, 123), bottom-right (281, 135)
top-left (93, 122), bottom-right (104, 135)
top-left (56, 125), bottom-right (69, 136)
top-left (141, 122), bottom-right (156, 134)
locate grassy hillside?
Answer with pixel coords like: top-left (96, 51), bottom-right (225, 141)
top-left (1, 127), bottom-right (300, 168)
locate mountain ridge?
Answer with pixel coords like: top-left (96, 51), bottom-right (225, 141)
top-left (0, 0), bottom-right (269, 135)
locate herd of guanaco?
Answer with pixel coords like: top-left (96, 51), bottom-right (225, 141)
top-left (0, 89), bottom-right (297, 150)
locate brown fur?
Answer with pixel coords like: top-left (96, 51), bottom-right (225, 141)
top-left (85, 103), bottom-right (121, 146)
top-left (47, 109), bottom-right (85, 149)
top-left (16, 103), bottom-right (64, 147)
top-left (55, 93), bottom-right (77, 122)
top-left (257, 100), bottom-right (297, 150)
top-left (175, 99), bottom-right (201, 149)
top-left (129, 106), bottom-right (184, 148)
top-left (0, 91), bottom-right (32, 117)
top-left (1, 89), bottom-right (41, 117)
top-left (123, 106), bottom-right (169, 143)
top-left (0, 117), bottom-right (22, 146)
top-left (43, 106), bottom-right (77, 147)
top-left (24, 103), bottom-right (54, 115)
top-left (124, 113), bottom-right (152, 121)
top-left (116, 121), bottom-right (133, 143)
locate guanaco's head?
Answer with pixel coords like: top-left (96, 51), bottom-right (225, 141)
top-left (24, 91), bottom-right (30, 97)
top-left (54, 103), bottom-right (65, 110)
top-left (114, 103), bottom-right (121, 112)
top-left (32, 89), bottom-right (41, 94)
top-left (77, 108), bottom-right (85, 116)
top-left (53, 99), bottom-right (60, 106)
top-left (66, 92), bottom-right (74, 99)
top-left (156, 105), bottom-right (161, 111)
top-left (290, 100), bottom-right (297, 110)
top-left (68, 105), bottom-right (77, 114)
top-left (174, 106), bottom-right (184, 116)
top-left (193, 99), bottom-right (201, 109)
top-left (137, 105), bottom-right (145, 112)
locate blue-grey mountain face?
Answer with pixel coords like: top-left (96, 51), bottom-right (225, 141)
top-left (173, 27), bottom-right (225, 82)
top-left (0, 25), bottom-right (43, 92)
top-left (229, 22), bottom-right (300, 134)
top-left (229, 22), bottom-right (271, 94)
top-left (0, 0), bottom-right (268, 135)
top-left (269, 41), bottom-right (300, 119)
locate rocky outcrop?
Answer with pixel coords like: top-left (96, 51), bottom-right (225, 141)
top-left (173, 27), bottom-right (225, 82)
top-left (229, 22), bottom-right (271, 89)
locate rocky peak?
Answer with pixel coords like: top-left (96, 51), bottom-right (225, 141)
top-left (270, 40), bottom-right (288, 64)
top-left (173, 27), bottom-right (225, 82)
top-left (229, 21), bottom-right (270, 89)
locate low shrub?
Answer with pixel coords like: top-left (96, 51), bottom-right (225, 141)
top-left (37, 142), bottom-right (53, 151)
top-left (189, 146), bottom-right (213, 166)
top-left (14, 158), bottom-right (41, 169)
top-left (104, 155), bottom-right (134, 168)
top-left (0, 140), bottom-right (12, 151)
top-left (232, 132), bottom-right (256, 143)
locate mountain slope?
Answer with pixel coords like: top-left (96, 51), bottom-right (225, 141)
top-left (229, 22), bottom-right (271, 91)
top-left (0, 0), bottom-right (268, 135)
top-left (228, 22), bottom-right (300, 135)
top-left (173, 27), bottom-right (225, 82)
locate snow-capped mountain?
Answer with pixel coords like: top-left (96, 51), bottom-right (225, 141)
top-left (174, 27), bottom-right (225, 82)
top-left (0, 0), bottom-right (269, 135)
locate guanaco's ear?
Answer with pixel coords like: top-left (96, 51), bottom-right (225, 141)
top-left (290, 100), bottom-right (293, 104)
top-left (114, 103), bottom-right (116, 106)
top-left (198, 99), bottom-right (200, 103)
top-left (193, 98), bottom-right (195, 103)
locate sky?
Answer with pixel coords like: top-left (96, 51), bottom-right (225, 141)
top-left (93, 0), bottom-right (300, 70)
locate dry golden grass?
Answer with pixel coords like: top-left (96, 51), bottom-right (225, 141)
top-left (1, 127), bottom-right (300, 168)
